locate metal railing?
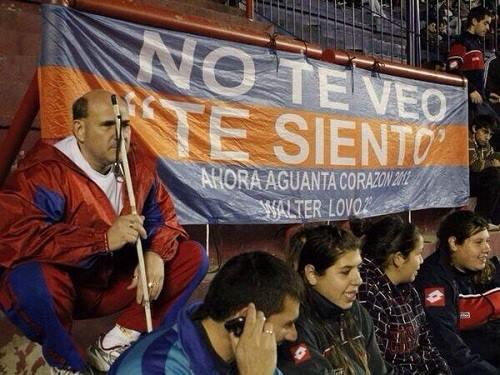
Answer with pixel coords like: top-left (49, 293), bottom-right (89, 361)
top-left (246, 0), bottom-right (499, 65)
top-left (419, 0), bottom-right (499, 65)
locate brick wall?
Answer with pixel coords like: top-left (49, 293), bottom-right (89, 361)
top-left (0, 1), bottom-right (41, 152)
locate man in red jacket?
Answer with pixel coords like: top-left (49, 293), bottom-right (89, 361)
top-left (447, 6), bottom-right (492, 106)
top-left (0, 90), bottom-right (208, 374)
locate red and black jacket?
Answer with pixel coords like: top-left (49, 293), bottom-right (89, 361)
top-left (447, 32), bottom-right (485, 94)
top-left (414, 250), bottom-right (500, 375)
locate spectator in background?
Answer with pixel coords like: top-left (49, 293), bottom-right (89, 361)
top-left (357, 216), bottom-right (451, 374)
top-left (414, 211), bottom-right (500, 375)
top-left (278, 225), bottom-right (392, 375)
top-left (447, 6), bottom-right (492, 115)
top-left (468, 114), bottom-right (500, 229)
top-left (422, 59), bottom-right (446, 71)
top-left (485, 52), bottom-right (500, 150)
top-left (110, 251), bottom-right (304, 375)
top-left (420, 16), bottom-right (449, 62)
top-left (421, 20), bottom-right (441, 52)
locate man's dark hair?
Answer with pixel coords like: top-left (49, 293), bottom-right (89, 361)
top-left (466, 6), bottom-right (492, 28)
top-left (472, 114), bottom-right (498, 133)
top-left (72, 96), bottom-right (88, 120)
top-left (199, 251), bottom-right (304, 321)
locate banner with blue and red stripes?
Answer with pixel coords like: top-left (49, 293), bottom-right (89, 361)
top-left (38, 4), bottom-right (469, 224)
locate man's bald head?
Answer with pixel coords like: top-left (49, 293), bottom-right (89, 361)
top-left (73, 90), bottom-right (126, 121)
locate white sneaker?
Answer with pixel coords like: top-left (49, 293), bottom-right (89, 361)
top-left (488, 223), bottom-right (500, 231)
top-left (50, 365), bottom-right (94, 375)
top-left (87, 335), bottom-right (131, 372)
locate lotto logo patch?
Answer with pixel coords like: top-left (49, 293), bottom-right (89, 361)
top-left (425, 287), bottom-right (445, 307)
top-left (290, 343), bottom-right (311, 365)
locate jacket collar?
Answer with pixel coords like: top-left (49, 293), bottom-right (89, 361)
top-left (178, 302), bottom-right (221, 374)
top-left (306, 287), bottom-right (345, 320)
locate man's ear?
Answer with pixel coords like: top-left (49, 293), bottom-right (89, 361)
top-left (304, 264), bottom-right (317, 286)
top-left (73, 119), bottom-right (85, 142)
top-left (448, 236), bottom-right (458, 252)
top-left (234, 306), bottom-right (249, 318)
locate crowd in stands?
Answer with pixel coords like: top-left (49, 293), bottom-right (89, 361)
top-left (420, 5), bottom-right (500, 230)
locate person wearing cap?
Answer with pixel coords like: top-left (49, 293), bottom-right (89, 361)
top-left (0, 89), bottom-right (208, 374)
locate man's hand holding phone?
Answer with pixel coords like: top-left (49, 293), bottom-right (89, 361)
top-left (228, 303), bottom-right (277, 375)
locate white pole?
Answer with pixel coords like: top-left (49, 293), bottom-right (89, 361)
top-left (112, 95), bottom-right (153, 333)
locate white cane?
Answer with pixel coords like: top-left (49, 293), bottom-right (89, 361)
top-left (111, 95), bottom-right (153, 333)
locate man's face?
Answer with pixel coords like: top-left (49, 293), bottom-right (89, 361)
top-left (74, 92), bottom-right (131, 173)
top-left (472, 16), bottom-right (491, 37)
top-left (267, 295), bottom-right (300, 344)
top-left (451, 229), bottom-right (491, 272)
top-left (474, 126), bottom-right (493, 147)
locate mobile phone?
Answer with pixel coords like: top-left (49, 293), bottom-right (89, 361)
top-left (224, 316), bottom-right (246, 337)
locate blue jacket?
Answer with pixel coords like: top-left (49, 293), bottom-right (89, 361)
top-left (110, 302), bottom-right (283, 375)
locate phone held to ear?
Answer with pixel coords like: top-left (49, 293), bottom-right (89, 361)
top-left (224, 317), bottom-right (246, 337)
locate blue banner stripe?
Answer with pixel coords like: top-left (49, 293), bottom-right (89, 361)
top-left (41, 5), bottom-right (467, 125)
top-left (158, 159), bottom-right (468, 224)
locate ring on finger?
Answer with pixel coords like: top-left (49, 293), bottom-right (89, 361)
top-left (264, 329), bottom-right (274, 335)
top-left (148, 282), bottom-right (154, 288)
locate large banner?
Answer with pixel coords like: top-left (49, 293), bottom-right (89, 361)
top-left (38, 4), bottom-right (469, 224)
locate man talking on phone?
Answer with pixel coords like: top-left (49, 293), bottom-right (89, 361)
top-left (110, 251), bottom-right (304, 375)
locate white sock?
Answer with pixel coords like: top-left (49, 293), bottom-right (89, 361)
top-left (101, 324), bottom-right (141, 348)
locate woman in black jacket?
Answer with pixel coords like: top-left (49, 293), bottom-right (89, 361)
top-left (278, 224), bottom-right (392, 375)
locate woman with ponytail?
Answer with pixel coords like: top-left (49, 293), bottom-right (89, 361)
top-left (414, 210), bottom-right (500, 375)
top-left (278, 224), bottom-right (391, 375)
top-left (357, 216), bottom-right (450, 374)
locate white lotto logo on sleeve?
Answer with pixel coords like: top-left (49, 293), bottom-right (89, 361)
top-left (425, 287), bottom-right (445, 307)
top-left (290, 343), bottom-right (311, 364)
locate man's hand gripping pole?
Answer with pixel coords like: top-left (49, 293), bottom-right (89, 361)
top-left (111, 95), bottom-right (153, 333)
